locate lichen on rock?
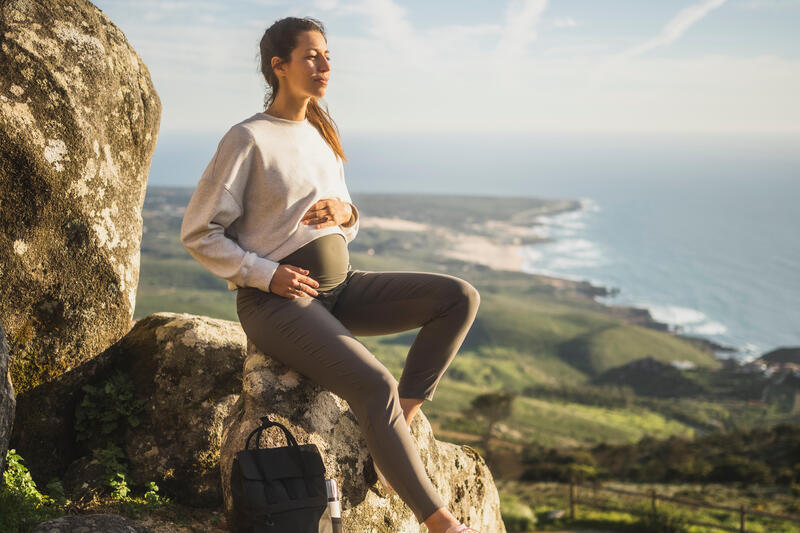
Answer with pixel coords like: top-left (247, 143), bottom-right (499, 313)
top-left (0, 0), bottom-right (161, 394)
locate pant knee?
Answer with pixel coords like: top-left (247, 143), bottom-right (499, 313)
top-left (348, 369), bottom-right (400, 422)
top-left (463, 280), bottom-right (480, 310)
top-left (451, 277), bottom-right (480, 313)
top-left (366, 370), bottom-right (400, 404)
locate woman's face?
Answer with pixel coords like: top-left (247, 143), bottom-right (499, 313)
top-left (276, 30), bottom-right (331, 100)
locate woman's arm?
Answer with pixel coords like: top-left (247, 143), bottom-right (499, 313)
top-left (180, 126), bottom-right (280, 293)
top-left (336, 158), bottom-right (359, 242)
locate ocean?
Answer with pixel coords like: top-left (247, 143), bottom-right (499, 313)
top-left (149, 129), bottom-right (800, 359)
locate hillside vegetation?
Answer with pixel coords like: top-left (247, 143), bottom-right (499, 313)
top-left (137, 188), bottom-right (797, 455)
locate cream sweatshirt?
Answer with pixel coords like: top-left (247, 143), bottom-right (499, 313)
top-left (180, 111), bottom-right (359, 293)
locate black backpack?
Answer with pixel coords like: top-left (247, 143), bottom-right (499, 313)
top-left (230, 415), bottom-right (332, 533)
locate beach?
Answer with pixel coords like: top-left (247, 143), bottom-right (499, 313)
top-left (361, 215), bottom-right (529, 272)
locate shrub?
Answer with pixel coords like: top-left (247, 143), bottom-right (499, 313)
top-left (0, 449), bottom-right (64, 533)
top-left (74, 369), bottom-right (145, 443)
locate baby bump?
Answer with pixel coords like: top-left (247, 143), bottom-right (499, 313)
top-left (278, 233), bottom-right (350, 292)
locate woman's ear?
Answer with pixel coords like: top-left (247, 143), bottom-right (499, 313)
top-left (271, 55), bottom-right (285, 77)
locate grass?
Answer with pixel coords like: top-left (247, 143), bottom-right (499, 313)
top-left (497, 480), bottom-right (800, 533)
top-left (134, 286), bottom-right (237, 322)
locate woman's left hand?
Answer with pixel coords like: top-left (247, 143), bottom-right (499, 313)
top-left (301, 198), bottom-right (353, 229)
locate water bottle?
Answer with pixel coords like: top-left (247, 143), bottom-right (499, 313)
top-left (325, 478), bottom-right (343, 533)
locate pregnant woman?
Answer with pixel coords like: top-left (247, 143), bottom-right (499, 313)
top-left (180, 16), bottom-right (481, 533)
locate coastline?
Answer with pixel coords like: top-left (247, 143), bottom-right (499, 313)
top-left (361, 200), bottom-right (735, 358)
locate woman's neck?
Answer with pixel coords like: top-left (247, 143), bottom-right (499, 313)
top-left (266, 93), bottom-right (310, 122)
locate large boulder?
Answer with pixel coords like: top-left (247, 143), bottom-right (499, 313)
top-left (0, 322), bottom-right (15, 484)
top-left (122, 314), bottom-right (246, 506)
top-left (220, 340), bottom-right (506, 532)
top-left (0, 0), bottom-right (161, 394)
top-left (11, 313), bottom-right (246, 504)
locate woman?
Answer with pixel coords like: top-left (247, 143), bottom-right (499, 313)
top-left (180, 16), bottom-right (481, 533)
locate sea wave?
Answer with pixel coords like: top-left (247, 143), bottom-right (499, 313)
top-left (522, 238), bottom-right (607, 270)
top-left (520, 195), bottom-right (764, 358)
top-left (643, 304), bottom-right (730, 337)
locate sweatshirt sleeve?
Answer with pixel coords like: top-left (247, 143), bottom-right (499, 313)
top-left (180, 126), bottom-right (280, 293)
top-left (336, 157), bottom-right (359, 244)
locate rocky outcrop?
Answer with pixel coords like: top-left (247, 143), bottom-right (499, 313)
top-left (0, 0), bottom-right (161, 394)
top-left (220, 340), bottom-right (506, 532)
top-left (13, 311), bottom-right (504, 528)
top-left (31, 513), bottom-right (151, 532)
top-left (759, 347), bottom-right (800, 365)
top-left (1, 322), bottom-right (15, 485)
top-left (11, 313), bottom-right (246, 503)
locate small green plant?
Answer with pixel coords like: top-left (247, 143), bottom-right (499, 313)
top-left (143, 481), bottom-right (162, 505)
top-left (74, 369), bottom-right (146, 442)
top-left (93, 442), bottom-right (131, 498)
top-left (111, 479), bottom-right (170, 519)
top-left (634, 506), bottom-right (691, 533)
top-left (0, 449), bottom-right (64, 533)
top-left (44, 479), bottom-right (67, 507)
top-left (72, 370), bottom-right (169, 514)
top-left (91, 443), bottom-right (170, 517)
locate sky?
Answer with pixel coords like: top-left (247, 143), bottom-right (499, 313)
top-left (91, 0), bottom-right (800, 135)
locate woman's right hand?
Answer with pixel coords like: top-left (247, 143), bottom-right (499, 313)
top-left (269, 264), bottom-right (320, 298)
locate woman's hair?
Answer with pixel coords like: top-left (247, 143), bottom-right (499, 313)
top-left (259, 16), bottom-right (347, 163)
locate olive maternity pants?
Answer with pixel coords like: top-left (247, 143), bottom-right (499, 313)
top-left (236, 268), bottom-right (481, 523)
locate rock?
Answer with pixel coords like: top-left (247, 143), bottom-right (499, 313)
top-left (62, 454), bottom-right (108, 502)
top-left (121, 314), bottom-right (245, 507)
top-left (31, 513), bottom-right (151, 532)
top-left (1, 322), bottom-right (15, 484)
top-left (220, 340), bottom-right (506, 532)
top-left (9, 327), bottom-right (120, 488)
top-left (11, 312), bottom-right (245, 505)
top-left (0, 0), bottom-right (161, 395)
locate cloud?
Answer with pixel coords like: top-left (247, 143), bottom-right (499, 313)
top-left (619, 0), bottom-right (727, 58)
top-left (494, 0), bottom-right (548, 60)
top-left (93, 0), bottom-right (799, 133)
top-left (352, 0), bottom-right (422, 57)
top-left (553, 17), bottom-right (578, 28)
top-left (314, 0), bottom-right (339, 9)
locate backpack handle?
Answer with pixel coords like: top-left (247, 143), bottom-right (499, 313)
top-left (245, 415), bottom-right (300, 450)
top-left (243, 415), bottom-right (311, 488)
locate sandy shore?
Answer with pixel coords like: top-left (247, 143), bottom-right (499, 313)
top-left (361, 215), bottom-right (530, 272)
top-left (437, 232), bottom-right (526, 272)
top-left (359, 216), bottom-right (431, 232)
